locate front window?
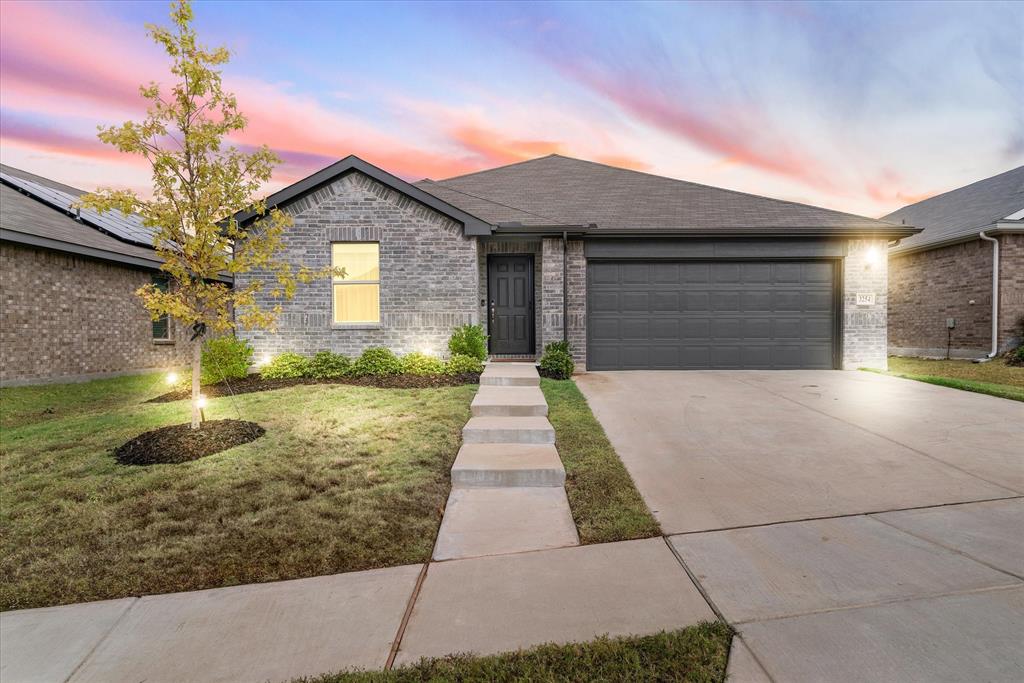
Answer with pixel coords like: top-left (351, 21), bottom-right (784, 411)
top-left (151, 274), bottom-right (170, 340)
top-left (332, 242), bottom-right (380, 324)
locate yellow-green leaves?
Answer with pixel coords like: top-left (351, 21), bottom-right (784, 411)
top-left (77, 0), bottom-right (332, 338)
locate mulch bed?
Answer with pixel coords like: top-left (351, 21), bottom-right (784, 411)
top-left (147, 372), bottom-right (480, 403)
top-left (113, 419), bottom-right (266, 466)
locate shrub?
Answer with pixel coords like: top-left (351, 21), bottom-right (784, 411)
top-left (448, 324), bottom-right (488, 361)
top-left (539, 341), bottom-right (574, 379)
top-left (261, 352), bottom-right (311, 379)
top-left (200, 336), bottom-right (253, 385)
top-left (400, 352), bottom-right (445, 376)
top-left (352, 347), bottom-right (403, 377)
top-left (444, 353), bottom-right (484, 375)
top-left (309, 351), bottom-right (351, 379)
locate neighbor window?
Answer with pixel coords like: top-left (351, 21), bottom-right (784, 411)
top-left (332, 242), bottom-right (380, 324)
top-left (151, 274), bottom-right (170, 340)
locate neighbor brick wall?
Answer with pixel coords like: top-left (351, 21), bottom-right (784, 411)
top-left (0, 243), bottom-right (194, 385)
top-left (888, 234), bottom-right (1023, 357)
top-left (236, 171), bottom-right (479, 358)
top-left (998, 233), bottom-right (1024, 350)
top-left (843, 238), bottom-right (888, 370)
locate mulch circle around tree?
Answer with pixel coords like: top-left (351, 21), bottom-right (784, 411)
top-left (147, 372), bottom-right (480, 403)
top-left (113, 419), bottom-right (265, 466)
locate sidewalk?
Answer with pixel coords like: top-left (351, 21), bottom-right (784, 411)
top-left (0, 538), bottom-right (714, 683)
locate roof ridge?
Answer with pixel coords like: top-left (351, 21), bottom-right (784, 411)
top-left (542, 154), bottom-right (896, 226)
top-left (433, 154), bottom-right (561, 183)
top-left (422, 178), bottom-right (566, 225)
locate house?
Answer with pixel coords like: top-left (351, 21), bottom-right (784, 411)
top-left (0, 165), bottom-right (198, 385)
top-left (236, 154), bottom-right (916, 371)
top-left (884, 166), bottom-right (1024, 359)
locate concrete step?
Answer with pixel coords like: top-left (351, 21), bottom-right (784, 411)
top-left (452, 444), bottom-right (565, 487)
top-left (462, 416), bottom-right (555, 444)
top-left (480, 363), bottom-right (540, 387)
top-left (432, 487), bottom-right (579, 561)
top-left (471, 386), bottom-right (548, 417)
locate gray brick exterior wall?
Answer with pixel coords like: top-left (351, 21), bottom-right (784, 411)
top-left (842, 238), bottom-right (889, 370)
top-left (889, 234), bottom-right (1024, 357)
top-left (0, 243), bottom-right (195, 385)
top-left (236, 171), bottom-right (478, 359)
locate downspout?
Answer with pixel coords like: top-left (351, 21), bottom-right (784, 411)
top-left (562, 231), bottom-right (568, 343)
top-left (977, 231), bottom-right (999, 361)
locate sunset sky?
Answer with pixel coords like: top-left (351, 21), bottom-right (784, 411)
top-left (1, 0), bottom-right (1021, 218)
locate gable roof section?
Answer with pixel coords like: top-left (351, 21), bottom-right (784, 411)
top-left (0, 164), bottom-right (163, 270)
top-left (235, 155), bottom-right (493, 235)
top-left (417, 154), bottom-right (915, 238)
top-left (883, 165), bottom-right (1024, 254)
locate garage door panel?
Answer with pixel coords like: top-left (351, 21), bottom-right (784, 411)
top-left (651, 291), bottom-right (680, 311)
top-left (587, 260), bottom-right (836, 370)
top-left (651, 318), bottom-right (681, 339)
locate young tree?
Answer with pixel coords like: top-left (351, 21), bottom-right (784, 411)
top-left (80, 0), bottom-right (331, 429)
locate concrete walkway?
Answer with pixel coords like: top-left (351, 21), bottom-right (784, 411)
top-left (0, 538), bottom-right (715, 683)
top-left (433, 362), bottom-right (579, 560)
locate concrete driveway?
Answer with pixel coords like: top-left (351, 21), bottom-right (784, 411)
top-left (576, 370), bottom-right (1024, 682)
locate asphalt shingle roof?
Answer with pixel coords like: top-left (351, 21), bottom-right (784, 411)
top-left (1, 165), bottom-right (160, 266)
top-left (882, 165), bottom-right (1024, 253)
top-left (417, 154), bottom-right (905, 235)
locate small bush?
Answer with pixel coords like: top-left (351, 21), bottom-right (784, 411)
top-left (261, 352), bottom-right (311, 379)
top-left (352, 347), bottom-right (403, 377)
top-left (400, 352), bottom-right (445, 376)
top-left (200, 336), bottom-right (253, 385)
top-left (444, 353), bottom-right (484, 375)
top-left (448, 324), bottom-right (488, 361)
top-left (539, 341), bottom-right (574, 379)
top-left (309, 351), bottom-right (351, 379)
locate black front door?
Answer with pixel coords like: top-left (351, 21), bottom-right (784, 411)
top-left (488, 255), bottom-right (534, 354)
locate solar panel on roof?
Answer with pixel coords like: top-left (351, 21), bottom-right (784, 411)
top-left (0, 171), bottom-right (157, 248)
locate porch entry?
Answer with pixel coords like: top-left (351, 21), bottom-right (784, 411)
top-left (487, 254), bottom-right (535, 355)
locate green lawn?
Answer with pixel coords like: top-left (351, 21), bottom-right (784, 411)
top-left (874, 356), bottom-right (1024, 402)
top-left (0, 373), bottom-right (475, 610)
top-left (541, 378), bottom-right (661, 544)
top-left (297, 623), bottom-right (732, 683)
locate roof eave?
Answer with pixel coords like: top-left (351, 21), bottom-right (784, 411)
top-left (235, 156), bottom-right (494, 236)
top-left (889, 221), bottom-right (1023, 255)
top-left (582, 226), bottom-right (920, 239)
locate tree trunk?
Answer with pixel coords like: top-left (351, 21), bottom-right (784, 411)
top-left (191, 335), bottom-right (202, 429)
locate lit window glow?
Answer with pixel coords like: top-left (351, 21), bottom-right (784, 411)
top-left (332, 243), bottom-right (380, 324)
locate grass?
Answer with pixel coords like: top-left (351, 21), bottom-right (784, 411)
top-left (870, 356), bottom-right (1024, 402)
top-left (296, 623), bottom-right (733, 683)
top-left (541, 378), bottom-right (661, 544)
top-left (0, 372), bottom-right (475, 610)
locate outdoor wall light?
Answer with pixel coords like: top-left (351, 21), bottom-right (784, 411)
top-left (166, 371), bottom-right (179, 385)
top-left (865, 246), bottom-right (881, 269)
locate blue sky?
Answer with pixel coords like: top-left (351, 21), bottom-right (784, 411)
top-left (1, 0), bottom-right (1021, 216)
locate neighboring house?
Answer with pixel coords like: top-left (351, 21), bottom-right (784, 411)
top-left (0, 165), bottom-right (198, 385)
top-left (236, 154), bottom-right (916, 371)
top-left (884, 166), bottom-right (1024, 359)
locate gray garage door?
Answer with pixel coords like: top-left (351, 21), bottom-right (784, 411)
top-left (587, 260), bottom-right (837, 370)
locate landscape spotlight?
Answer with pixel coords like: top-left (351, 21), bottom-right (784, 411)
top-left (166, 371), bottom-right (179, 385)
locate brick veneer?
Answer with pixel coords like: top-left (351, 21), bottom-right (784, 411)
top-left (236, 171), bottom-right (479, 358)
top-left (888, 234), bottom-right (1023, 357)
top-left (842, 238), bottom-right (889, 370)
top-left (0, 243), bottom-right (194, 385)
